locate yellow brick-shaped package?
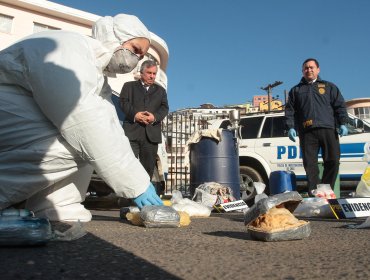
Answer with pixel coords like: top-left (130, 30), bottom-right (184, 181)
top-left (125, 207), bottom-right (191, 227)
top-left (140, 205), bottom-right (180, 228)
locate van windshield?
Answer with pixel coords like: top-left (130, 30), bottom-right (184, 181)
top-left (346, 117), bottom-right (370, 134)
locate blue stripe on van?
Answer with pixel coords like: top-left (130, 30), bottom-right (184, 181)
top-left (296, 174), bottom-right (362, 181)
top-left (318, 143), bottom-right (365, 158)
top-left (340, 143), bottom-right (366, 157)
top-left (340, 174), bottom-right (363, 180)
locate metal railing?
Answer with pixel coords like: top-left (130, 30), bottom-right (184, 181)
top-left (162, 112), bottom-right (228, 194)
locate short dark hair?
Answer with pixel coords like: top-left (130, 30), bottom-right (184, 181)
top-left (302, 58), bottom-right (319, 68)
top-left (140, 60), bottom-right (157, 73)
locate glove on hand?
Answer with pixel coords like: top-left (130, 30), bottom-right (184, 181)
top-left (288, 128), bottom-right (297, 142)
top-left (133, 183), bottom-right (163, 209)
top-left (339, 125), bottom-right (348, 137)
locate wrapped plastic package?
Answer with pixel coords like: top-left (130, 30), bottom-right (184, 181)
top-left (355, 166), bottom-right (370, 197)
top-left (312, 184), bottom-right (336, 199)
top-left (126, 212), bottom-right (144, 226)
top-left (140, 205), bottom-right (180, 228)
top-left (355, 142), bottom-right (370, 197)
top-left (52, 221), bottom-right (87, 241)
top-left (253, 182), bottom-right (268, 203)
top-left (293, 197), bottom-right (334, 218)
top-left (177, 211), bottom-right (191, 226)
top-left (244, 191), bottom-right (311, 242)
top-left (171, 190), bottom-right (212, 217)
top-left (126, 210), bottom-right (190, 227)
top-left (120, 206), bottom-right (140, 220)
top-left (192, 182), bottom-right (236, 208)
top-left (0, 209), bottom-right (52, 246)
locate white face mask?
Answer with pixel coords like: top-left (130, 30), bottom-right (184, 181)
top-left (105, 48), bottom-right (140, 74)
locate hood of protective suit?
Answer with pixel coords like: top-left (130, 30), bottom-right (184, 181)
top-left (92, 14), bottom-right (151, 52)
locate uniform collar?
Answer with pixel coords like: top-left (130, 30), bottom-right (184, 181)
top-left (300, 76), bottom-right (322, 85)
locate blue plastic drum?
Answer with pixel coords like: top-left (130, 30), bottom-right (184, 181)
top-left (189, 129), bottom-right (240, 199)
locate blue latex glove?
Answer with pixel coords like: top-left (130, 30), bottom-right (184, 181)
top-left (288, 128), bottom-right (297, 142)
top-left (339, 125), bottom-right (348, 137)
top-left (133, 183), bottom-right (163, 209)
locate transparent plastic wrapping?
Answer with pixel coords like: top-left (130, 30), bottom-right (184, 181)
top-left (355, 166), bottom-right (370, 197)
top-left (193, 182), bottom-right (236, 207)
top-left (52, 221), bottom-right (87, 241)
top-left (120, 206), bottom-right (140, 220)
top-left (126, 210), bottom-right (191, 227)
top-left (126, 212), bottom-right (144, 226)
top-left (140, 205), bottom-right (180, 228)
top-left (293, 197), bottom-right (334, 218)
top-left (171, 190), bottom-right (212, 217)
top-left (0, 209), bottom-right (52, 246)
top-left (356, 142), bottom-right (370, 197)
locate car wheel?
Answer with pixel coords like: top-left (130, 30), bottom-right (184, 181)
top-left (239, 166), bottom-right (265, 204)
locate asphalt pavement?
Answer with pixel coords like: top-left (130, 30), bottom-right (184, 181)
top-left (1, 202), bottom-right (369, 280)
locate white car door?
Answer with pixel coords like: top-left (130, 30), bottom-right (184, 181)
top-left (337, 116), bottom-right (370, 181)
top-left (253, 115), bottom-right (306, 178)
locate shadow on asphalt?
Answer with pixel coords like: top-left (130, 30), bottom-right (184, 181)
top-left (90, 214), bottom-right (137, 225)
top-left (203, 230), bottom-right (252, 241)
top-left (296, 216), bottom-right (366, 223)
top-left (211, 212), bottom-right (245, 222)
top-left (0, 221), bottom-right (181, 280)
top-left (337, 224), bottom-right (370, 229)
top-left (90, 214), bottom-right (119, 222)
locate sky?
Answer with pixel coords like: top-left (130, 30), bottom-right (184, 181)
top-left (52, 0), bottom-right (370, 112)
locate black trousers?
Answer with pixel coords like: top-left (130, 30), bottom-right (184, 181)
top-left (129, 138), bottom-right (158, 180)
top-left (299, 128), bottom-right (340, 192)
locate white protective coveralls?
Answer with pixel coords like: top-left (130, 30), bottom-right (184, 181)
top-left (0, 15), bottom-right (151, 222)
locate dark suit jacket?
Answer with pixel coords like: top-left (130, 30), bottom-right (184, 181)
top-left (120, 80), bottom-right (169, 143)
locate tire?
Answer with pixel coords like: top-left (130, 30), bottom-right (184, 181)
top-left (239, 166), bottom-right (265, 204)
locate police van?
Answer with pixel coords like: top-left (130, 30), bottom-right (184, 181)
top-left (210, 111), bottom-right (370, 199)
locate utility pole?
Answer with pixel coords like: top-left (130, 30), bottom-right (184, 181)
top-left (260, 81), bottom-right (283, 112)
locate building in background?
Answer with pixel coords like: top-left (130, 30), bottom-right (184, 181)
top-left (253, 95), bottom-right (270, 107)
top-left (259, 99), bottom-right (283, 112)
top-left (0, 0), bottom-right (169, 92)
top-left (346, 98), bottom-right (370, 122)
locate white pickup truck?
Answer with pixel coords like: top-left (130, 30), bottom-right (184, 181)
top-left (209, 111), bottom-right (370, 199)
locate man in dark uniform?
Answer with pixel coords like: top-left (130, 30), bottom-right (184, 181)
top-left (120, 60), bottom-right (169, 194)
top-left (285, 58), bottom-right (348, 195)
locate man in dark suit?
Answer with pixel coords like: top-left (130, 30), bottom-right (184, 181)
top-left (120, 60), bottom-right (169, 191)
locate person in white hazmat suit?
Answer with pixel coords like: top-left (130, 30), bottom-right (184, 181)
top-left (0, 14), bottom-right (163, 222)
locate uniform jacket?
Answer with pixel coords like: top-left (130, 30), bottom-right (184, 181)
top-left (120, 80), bottom-right (169, 143)
top-left (285, 76), bottom-right (348, 132)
